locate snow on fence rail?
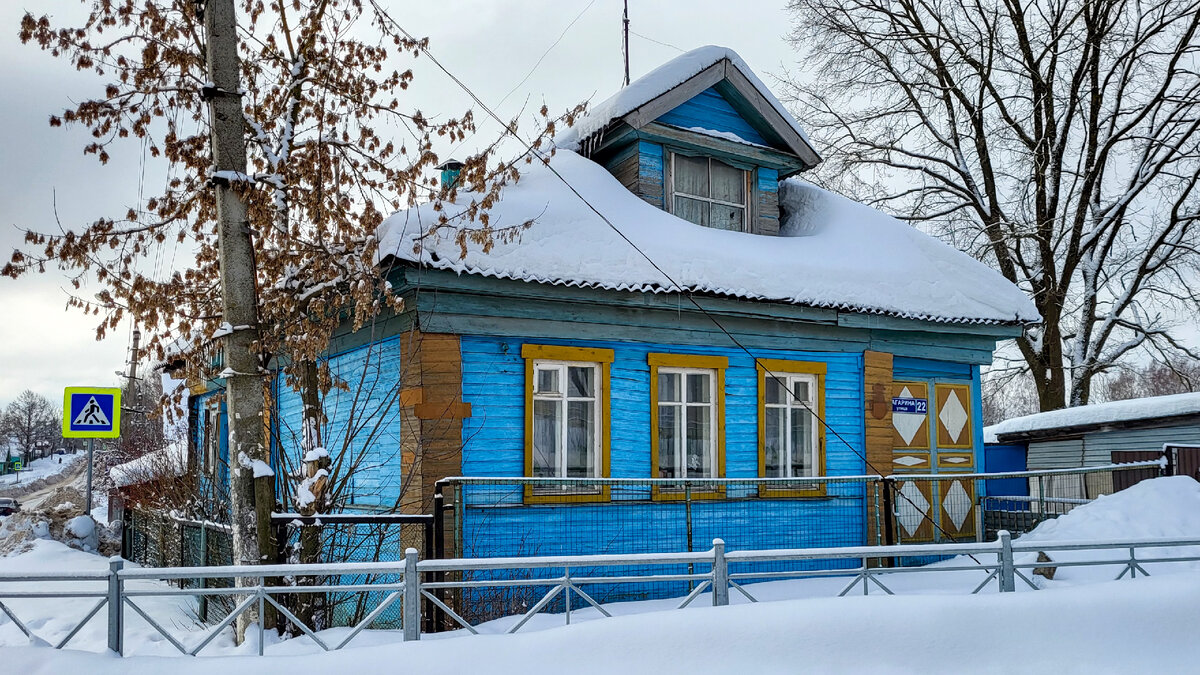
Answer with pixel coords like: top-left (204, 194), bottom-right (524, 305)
top-left (2, 531), bottom-right (1199, 657)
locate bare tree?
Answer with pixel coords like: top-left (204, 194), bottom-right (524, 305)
top-left (6, 0), bottom-right (577, 575)
top-left (785, 0), bottom-right (1200, 410)
top-left (1098, 355), bottom-right (1200, 401)
top-left (1, 390), bottom-right (59, 461)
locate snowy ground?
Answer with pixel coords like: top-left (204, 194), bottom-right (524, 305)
top-left (2, 477), bottom-right (1199, 673)
top-left (0, 452), bottom-right (84, 491)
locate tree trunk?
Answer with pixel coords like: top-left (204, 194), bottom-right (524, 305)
top-left (203, 0), bottom-right (275, 642)
top-left (295, 359), bottom-right (326, 631)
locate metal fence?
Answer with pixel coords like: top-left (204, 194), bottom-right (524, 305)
top-left (886, 461), bottom-right (1165, 545)
top-left (433, 475), bottom-right (882, 621)
top-left (3, 531), bottom-right (1199, 656)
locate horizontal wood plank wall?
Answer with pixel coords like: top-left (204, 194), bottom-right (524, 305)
top-left (458, 335), bottom-right (867, 558)
top-left (863, 350), bottom-right (893, 547)
top-left (756, 168), bottom-right (779, 235)
top-left (603, 143), bottom-right (640, 197)
top-left (273, 336), bottom-right (406, 511)
top-left (657, 86), bottom-right (771, 146)
top-left (637, 141), bottom-right (665, 208)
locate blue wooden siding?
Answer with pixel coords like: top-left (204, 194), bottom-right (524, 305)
top-left (458, 335), bottom-right (868, 561)
top-left (274, 336), bottom-right (405, 510)
top-left (893, 355), bottom-right (973, 381)
top-left (190, 390), bottom-right (229, 499)
top-left (637, 141), bottom-right (665, 208)
top-left (657, 87), bottom-right (770, 146)
top-left (756, 167), bottom-right (779, 235)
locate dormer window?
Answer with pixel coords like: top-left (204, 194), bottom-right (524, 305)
top-left (669, 153), bottom-right (747, 231)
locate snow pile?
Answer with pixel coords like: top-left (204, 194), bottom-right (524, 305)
top-left (5, 572), bottom-right (1200, 673)
top-left (377, 150), bottom-right (1036, 325)
top-left (109, 443), bottom-right (187, 488)
top-left (556, 46), bottom-right (813, 152)
top-left (1014, 476), bottom-right (1200, 583)
top-left (0, 486), bottom-right (117, 556)
top-left (986, 391), bottom-right (1200, 440)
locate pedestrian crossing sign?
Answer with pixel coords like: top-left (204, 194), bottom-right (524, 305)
top-left (62, 387), bottom-right (122, 438)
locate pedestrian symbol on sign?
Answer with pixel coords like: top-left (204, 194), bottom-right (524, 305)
top-left (62, 387), bottom-right (121, 439)
top-left (73, 396), bottom-right (112, 427)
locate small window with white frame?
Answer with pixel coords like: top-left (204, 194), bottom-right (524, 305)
top-left (669, 152), bottom-right (748, 232)
top-left (762, 372), bottom-right (819, 478)
top-left (531, 361), bottom-right (601, 480)
top-left (656, 367), bottom-right (719, 478)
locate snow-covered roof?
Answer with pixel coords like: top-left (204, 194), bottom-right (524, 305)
top-left (555, 45), bottom-right (816, 163)
top-left (985, 392), bottom-right (1200, 442)
top-left (110, 444), bottom-right (187, 488)
top-left (377, 150), bottom-right (1037, 325)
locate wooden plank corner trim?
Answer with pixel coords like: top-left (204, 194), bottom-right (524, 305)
top-left (414, 401), bottom-right (472, 420)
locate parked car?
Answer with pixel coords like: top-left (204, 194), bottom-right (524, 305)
top-left (0, 498), bottom-right (20, 516)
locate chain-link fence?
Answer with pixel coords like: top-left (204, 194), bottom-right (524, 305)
top-left (273, 514), bottom-right (432, 630)
top-left (435, 476), bottom-right (881, 623)
top-left (888, 461), bottom-right (1165, 545)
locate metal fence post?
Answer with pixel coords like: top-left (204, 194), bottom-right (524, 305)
top-left (107, 557), bottom-right (124, 655)
top-left (711, 539), bottom-right (729, 607)
top-left (403, 547), bottom-right (421, 641)
top-left (998, 530), bottom-right (1015, 593)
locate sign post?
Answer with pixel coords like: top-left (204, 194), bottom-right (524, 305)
top-left (63, 387), bottom-right (122, 515)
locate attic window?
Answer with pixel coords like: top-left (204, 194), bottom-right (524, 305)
top-left (670, 153), bottom-right (747, 231)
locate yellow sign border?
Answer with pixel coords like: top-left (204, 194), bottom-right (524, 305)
top-left (62, 387), bottom-right (122, 438)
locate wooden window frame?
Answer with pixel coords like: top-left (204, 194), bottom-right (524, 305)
top-left (649, 353), bottom-right (727, 501)
top-left (522, 344), bottom-right (613, 503)
top-left (665, 151), bottom-right (753, 232)
top-left (756, 359), bottom-right (827, 498)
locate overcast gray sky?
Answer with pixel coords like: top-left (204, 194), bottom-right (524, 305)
top-left (0, 1), bottom-right (806, 410)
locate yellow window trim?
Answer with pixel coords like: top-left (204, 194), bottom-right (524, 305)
top-left (649, 353), bottom-right (726, 500)
top-left (522, 344), bottom-right (612, 503)
top-left (756, 359), bottom-right (827, 497)
top-left (521, 344), bottom-right (615, 363)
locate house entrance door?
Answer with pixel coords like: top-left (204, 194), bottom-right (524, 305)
top-left (890, 380), bottom-right (978, 542)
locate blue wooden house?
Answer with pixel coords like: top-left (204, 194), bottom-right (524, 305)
top-left (189, 47), bottom-right (1037, 570)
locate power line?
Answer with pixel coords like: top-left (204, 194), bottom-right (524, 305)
top-left (496, 0), bottom-right (598, 111)
top-left (371, 5), bottom-right (967, 549)
top-left (630, 29), bottom-right (685, 53)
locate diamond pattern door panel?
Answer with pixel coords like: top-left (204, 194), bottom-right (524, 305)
top-left (891, 382), bottom-right (929, 449)
top-left (893, 479), bottom-right (935, 542)
top-left (938, 477), bottom-right (976, 540)
top-left (935, 384), bottom-right (973, 449)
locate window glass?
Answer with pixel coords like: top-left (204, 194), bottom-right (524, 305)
top-left (566, 400), bottom-right (594, 476)
top-left (686, 372), bottom-right (711, 404)
top-left (764, 407), bottom-right (784, 477)
top-left (674, 154), bottom-right (709, 197)
top-left (686, 404), bottom-right (712, 475)
top-left (567, 366), bottom-right (594, 398)
top-left (790, 408), bottom-right (814, 477)
top-left (657, 405), bottom-right (679, 477)
top-left (536, 368), bottom-right (559, 395)
top-left (659, 372), bottom-right (681, 403)
top-left (710, 160), bottom-right (744, 203)
top-left (710, 205), bottom-right (744, 231)
top-left (673, 196), bottom-right (708, 228)
top-left (533, 398), bottom-right (560, 477)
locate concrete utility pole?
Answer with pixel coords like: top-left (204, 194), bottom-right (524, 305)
top-left (126, 329), bottom-right (140, 407)
top-left (201, 0), bottom-right (275, 640)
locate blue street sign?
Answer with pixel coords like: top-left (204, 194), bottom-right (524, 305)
top-left (62, 387), bottom-right (122, 438)
top-left (891, 397), bottom-right (928, 415)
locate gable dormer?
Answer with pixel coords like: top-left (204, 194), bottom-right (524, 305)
top-left (559, 47), bottom-right (821, 236)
